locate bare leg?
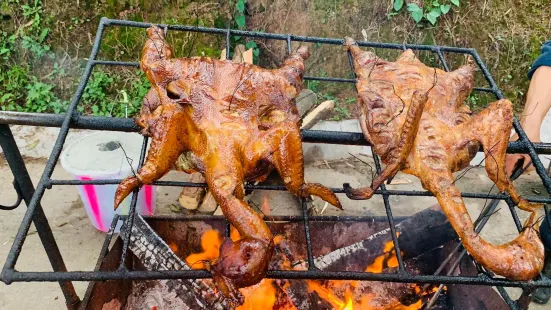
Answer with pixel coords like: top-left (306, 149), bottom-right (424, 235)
top-left (344, 91), bottom-right (428, 199)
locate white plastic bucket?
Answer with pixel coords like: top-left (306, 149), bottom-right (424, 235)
top-left (60, 131), bottom-right (155, 233)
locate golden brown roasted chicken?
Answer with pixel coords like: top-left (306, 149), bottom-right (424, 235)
top-left (113, 26), bottom-right (341, 304)
top-left (343, 37), bottom-right (544, 281)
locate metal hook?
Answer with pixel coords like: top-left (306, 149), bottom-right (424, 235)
top-left (0, 178), bottom-right (23, 210)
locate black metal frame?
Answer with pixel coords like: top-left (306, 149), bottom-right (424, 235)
top-left (1, 18), bottom-right (551, 309)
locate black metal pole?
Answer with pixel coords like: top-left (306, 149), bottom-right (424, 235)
top-left (0, 124), bottom-right (81, 309)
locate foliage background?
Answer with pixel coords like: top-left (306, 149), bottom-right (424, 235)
top-left (0, 0), bottom-right (549, 118)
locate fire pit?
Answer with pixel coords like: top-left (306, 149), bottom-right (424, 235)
top-left (1, 18), bottom-right (551, 310)
top-left (81, 211), bottom-right (508, 310)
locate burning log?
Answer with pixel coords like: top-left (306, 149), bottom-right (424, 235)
top-left (122, 216), bottom-right (228, 309)
top-left (281, 205), bottom-right (457, 309)
top-left (177, 172), bottom-right (207, 210)
top-left (310, 205), bottom-right (456, 272)
top-left (327, 249), bottom-right (444, 310)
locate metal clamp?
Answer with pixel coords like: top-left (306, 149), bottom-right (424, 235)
top-left (0, 179), bottom-right (23, 210)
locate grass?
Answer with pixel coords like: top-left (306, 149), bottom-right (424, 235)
top-left (248, 0), bottom-right (550, 115)
top-left (1, 0), bottom-right (549, 117)
top-left (0, 0), bottom-right (232, 116)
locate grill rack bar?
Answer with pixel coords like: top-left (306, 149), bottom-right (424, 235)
top-left (0, 18), bottom-right (550, 310)
top-left (2, 111), bottom-right (550, 154)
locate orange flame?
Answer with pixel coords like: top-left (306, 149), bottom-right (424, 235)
top-left (365, 233), bottom-right (402, 273)
top-left (230, 225), bottom-right (241, 241)
top-left (186, 214), bottom-right (430, 309)
top-left (185, 230), bottom-right (222, 269)
top-left (168, 242), bottom-right (178, 253)
top-left (308, 281), bottom-right (352, 310)
top-left (343, 290), bottom-right (354, 310)
top-left (236, 279), bottom-right (277, 310)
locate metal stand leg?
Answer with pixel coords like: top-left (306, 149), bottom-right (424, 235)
top-left (0, 124), bottom-right (80, 309)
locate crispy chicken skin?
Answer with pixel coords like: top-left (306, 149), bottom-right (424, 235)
top-left (343, 37), bottom-right (544, 281)
top-left (114, 26), bottom-right (341, 304)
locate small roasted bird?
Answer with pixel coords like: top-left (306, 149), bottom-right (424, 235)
top-left (343, 37), bottom-right (544, 281)
top-left (114, 26), bottom-right (341, 304)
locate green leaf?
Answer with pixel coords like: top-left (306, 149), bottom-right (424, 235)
top-left (410, 10), bottom-right (423, 23)
top-left (39, 28), bottom-right (49, 41)
top-left (450, 0), bottom-right (460, 6)
top-left (91, 105), bottom-right (98, 114)
top-left (235, 14), bottom-right (246, 29)
top-left (235, 0), bottom-right (245, 13)
top-left (407, 3), bottom-right (422, 13)
top-left (430, 8), bottom-right (441, 17)
top-left (426, 11), bottom-right (438, 25)
top-left (440, 4), bottom-right (450, 14)
top-left (393, 0), bottom-right (404, 11)
top-left (0, 93), bottom-right (14, 103)
top-left (432, 1), bottom-right (440, 7)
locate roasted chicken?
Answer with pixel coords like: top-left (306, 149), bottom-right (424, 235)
top-left (343, 37), bottom-right (544, 281)
top-left (113, 26), bottom-right (341, 304)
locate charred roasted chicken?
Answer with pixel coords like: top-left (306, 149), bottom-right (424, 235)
top-left (113, 26), bottom-right (341, 304)
top-left (343, 37), bottom-right (544, 281)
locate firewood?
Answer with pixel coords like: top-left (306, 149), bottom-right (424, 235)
top-left (308, 205), bottom-right (456, 272)
top-left (178, 172), bottom-right (207, 210)
top-left (296, 89), bottom-right (317, 117)
top-left (300, 100), bottom-right (335, 130)
top-left (231, 44), bottom-right (247, 63)
top-left (197, 190), bottom-right (217, 213)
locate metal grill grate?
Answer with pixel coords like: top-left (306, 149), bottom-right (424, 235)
top-left (1, 18), bottom-right (551, 309)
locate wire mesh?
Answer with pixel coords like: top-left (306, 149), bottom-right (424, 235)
top-left (1, 18), bottom-right (551, 309)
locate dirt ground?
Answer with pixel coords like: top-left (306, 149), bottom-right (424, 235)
top-left (1, 138), bottom-right (549, 308)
